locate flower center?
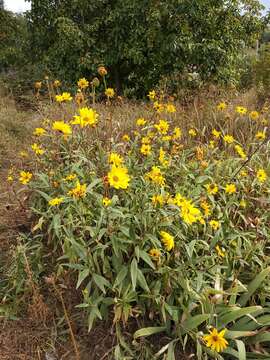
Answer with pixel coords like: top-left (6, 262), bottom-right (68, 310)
top-left (113, 176), bottom-right (119, 182)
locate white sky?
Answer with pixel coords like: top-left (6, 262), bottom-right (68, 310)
top-left (4, 0), bottom-right (31, 12)
top-left (3, 0), bottom-right (270, 13)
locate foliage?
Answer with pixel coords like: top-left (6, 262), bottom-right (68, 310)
top-left (0, 9), bottom-right (29, 72)
top-left (3, 77), bottom-right (270, 358)
top-left (253, 43), bottom-right (270, 98)
top-left (26, 0), bottom-right (267, 95)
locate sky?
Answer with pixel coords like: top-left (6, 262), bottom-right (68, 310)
top-left (3, 0), bottom-right (270, 12)
top-left (4, 0), bottom-right (31, 12)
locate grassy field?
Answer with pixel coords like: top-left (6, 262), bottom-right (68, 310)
top-left (0, 82), bottom-right (270, 359)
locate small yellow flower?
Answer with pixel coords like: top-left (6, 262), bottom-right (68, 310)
top-left (154, 119), bottom-right (169, 134)
top-left (103, 197), bottom-right (112, 207)
top-left (236, 106), bottom-right (247, 115)
top-left (234, 145), bottom-right (247, 159)
top-left (223, 135), bottom-right (235, 144)
top-left (212, 129), bottom-right (221, 138)
top-left (209, 220), bottom-right (221, 231)
top-left (153, 101), bottom-right (164, 113)
top-left (68, 181), bottom-right (87, 198)
top-left (200, 200), bottom-right (211, 217)
top-left (159, 147), bottom-right (169, 166)
top-left (160, 231), bottom-right (174, 251)
top-left (256, 169), bottom-right (267, 183)
top-left (122, 134), bottom-right (130, 142)
top-left (209, 140), bottom-right (216, 149)
top-left (105, 88), bottom-right (115, 98)
top-left (19, 171), bottom-right (32, 185)
top-left (53, 80), bottom-right (61, 87)
top-left (145, 166), bottom-right (165, 186)
top-left (179, 199), bottom-right (202, 225)
top-left (217, 102), bottom-right (227, 111)
top-left (52, 121), bottom-right (72, 136)
top-left (240, 170), bottom-right (248, 177)
top-left (7, 173), bottom-right (14, 182)
top-left (108, 166), bottom-right (131, 189)
top-left (255, 131), bottom-right (266, 140)
top-left (203, 328), bottom-right (228, 353)
top-left (19, 150), bottom-right (28, 158)
top-left (188, 129), bottom-right (197, 137)
top-left (136, 118), bottom-right (146, 126)
top-left (172, 127), bottom-right (182, 140)
top-left (109, 153), bottom-right (124, 167)
top-left (141, 144), bottom-right (152, 156)
top-left (72, 107), bottom-right (99, 127)
top-left (152, 194), bottom-right (165, 206)
top-left (63, 174), bottom-right (77, 181)
top-left (141, 136), bottom-right (151, 144)
top-left (149, 248), bottom-right (161, 260)
top-left (31, 143), bottom-right (45, 155)
top-left (77, 77), bottom-right (89, 89)
top-left (148, 90), bottom-right (156, 101)
top-left (206, 183), bottom-right (218, 195)
top-left (225, 183), bottom-right (236, 194)
top-left (33, 127), bottom-right (46, 136)
top-left (162, 135), bottom-right (172, 142)
top-left (55, 92), bottom-right (72, 102)
top-left (215, 245), bottom-right (225, 258)
top-left (48, 197), bottom-right (64, 206)
top-left (240, 199), bottom-right (247, 208)
top-left (166, 104), bottom-right (176, 113)
top-left (249, 111), bottom-right (259, 120)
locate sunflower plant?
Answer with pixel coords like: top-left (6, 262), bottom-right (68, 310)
top-left (5, 81), bottom-right (270, 359)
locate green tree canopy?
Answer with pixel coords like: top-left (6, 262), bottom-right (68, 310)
top-left (26, 0), bottom-right (267, 94)
top-left (0, 9), bottom-right (29, 72)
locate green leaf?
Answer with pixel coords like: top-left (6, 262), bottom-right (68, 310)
top-left (113, 266), bottom-right (128, 288)
top-left (238, 267), bottom-right (270, 307)
top-left (92, 273), bottom-right (110, 294)
top-left (76, 268), bottom-right (90, 289)
top-left (86, 178), bottom-right (102, 191)
top-left (133, 326), bottom-right (166, 339)
top-left (235, 339), bottom-right (246, 360)
top-left (218, 306), bottom-right (262, 328)
top-left (130, 258), bottom-right (138, 291)
top-left (137, 268), bottom-right (150, 292)
top-left (35, 189), bottom-right (51, 201)
top-left (139, 249), bottom-right (155, 269)
top-left (182, 314), bottom-right (210, 333)
top-left (246, 332), bottom-right (270, 345)
top-left (226, 330), bottom-right (258, 339)
top-left (257, 314), bottom-right (270, 326)
top-left (167, 342), bottom-right (175, 360)
top-left (223, 347), bottom-right (241, 358)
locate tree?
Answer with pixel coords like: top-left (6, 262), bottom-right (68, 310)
top-left (0, 9), bottom-right (29, 72)
top-left (26, 0), bottom-right (267, 95)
